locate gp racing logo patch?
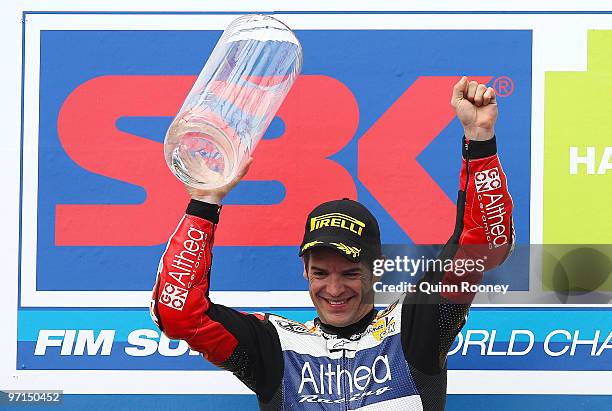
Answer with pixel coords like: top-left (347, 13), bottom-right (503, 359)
top-left (475, 167), bottom-right (502, 193)
top-left (159, 282), bottom-right (188, 311)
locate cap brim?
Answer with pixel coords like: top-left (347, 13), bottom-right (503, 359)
top-left (299, 236), bottom-right (364, 262)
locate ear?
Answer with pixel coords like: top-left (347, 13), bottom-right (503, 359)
top-left (302, 256), bottom-right (309, 280)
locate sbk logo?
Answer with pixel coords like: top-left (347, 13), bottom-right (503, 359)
top-left (475, 167), bottom-right (502, 193)
top-left (159, 282), bottom-right (188, 311)
top-left (56, 74), bottom-right (492, 246)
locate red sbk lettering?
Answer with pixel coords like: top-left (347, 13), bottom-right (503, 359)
top-left (56, 75), bottom-right (489, 246)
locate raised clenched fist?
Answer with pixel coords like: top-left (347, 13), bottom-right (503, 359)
top-left (451, 76), bottom-right (497, 141)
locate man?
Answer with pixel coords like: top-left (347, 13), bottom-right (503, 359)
top-left (150, 76), bottom-right (514, 410)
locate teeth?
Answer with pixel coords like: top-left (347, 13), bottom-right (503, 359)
top-left (328, 299), bottom-right (346, 305)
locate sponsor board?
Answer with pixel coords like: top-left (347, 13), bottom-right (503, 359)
top-left (17, 309), bottom-right (612, 371)
top-left (543, 30), bottom-right (612, 293)
top-left (544, 30), bottom-right (612, 245)
top-left (20, 14), bottom-right (531, 309)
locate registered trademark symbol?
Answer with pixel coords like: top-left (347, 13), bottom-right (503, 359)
top-left (493, 76), bottom-right (514, 97)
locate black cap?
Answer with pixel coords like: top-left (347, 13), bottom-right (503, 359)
top-left (299, 198), bottom-right (381, 262)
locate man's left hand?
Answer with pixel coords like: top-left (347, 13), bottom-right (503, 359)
top-left (451, 76), bottom-right (497, 141)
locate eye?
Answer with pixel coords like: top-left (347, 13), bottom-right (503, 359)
top-left (344, 272), bottom-right (361, 279)
top-left (311, 271), bottom-right (327, 278)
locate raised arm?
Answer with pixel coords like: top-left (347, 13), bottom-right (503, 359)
top-left (401, 77), bottom-right (514, 384)
top-left (149, 161), bottom-right (283, 402)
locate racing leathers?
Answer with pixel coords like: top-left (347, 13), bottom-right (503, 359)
top-left (150, 136), bottom-right (514, 410)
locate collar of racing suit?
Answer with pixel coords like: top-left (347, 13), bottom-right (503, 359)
top-left (315, 308), bottom-right (378, 340)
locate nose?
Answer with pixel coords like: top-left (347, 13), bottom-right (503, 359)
top-left (326, 273), bottom-right (345, 297)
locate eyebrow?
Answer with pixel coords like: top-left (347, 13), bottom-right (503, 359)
top-left (309, 265), bottom-right (363, 275)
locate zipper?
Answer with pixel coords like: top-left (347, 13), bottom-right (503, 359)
top-left (342, 350), bottom-right (349, 411)
top-left (463, 138), bottom-right (470, 192)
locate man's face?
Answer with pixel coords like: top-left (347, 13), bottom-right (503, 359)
top-left (304, 247), bottom-right (374, 328)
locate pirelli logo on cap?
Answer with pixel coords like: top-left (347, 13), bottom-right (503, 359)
top-left (310, 213), bottom-right (366, 236)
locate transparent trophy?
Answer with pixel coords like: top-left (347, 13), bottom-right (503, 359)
top-left (164, 14), bottom-right (303, 189)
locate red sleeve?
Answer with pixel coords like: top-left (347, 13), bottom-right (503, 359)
top-left (150, 209), bottom-right (238, 362)
top-left (440, 136), bottom-right (515, 302)
top-left (149, 201), bottom-right (282, 400)
top-left (401, 135), bottom-right (515, 376)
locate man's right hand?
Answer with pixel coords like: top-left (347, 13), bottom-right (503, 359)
top-left (186, 157), bottom-right (254, 205)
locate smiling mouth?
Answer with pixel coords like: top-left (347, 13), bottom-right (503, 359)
top-left (321, 296), bottom-right (353, 308)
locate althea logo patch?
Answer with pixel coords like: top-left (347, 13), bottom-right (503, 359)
top-left (298, 354), bottom-right (392, 396)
